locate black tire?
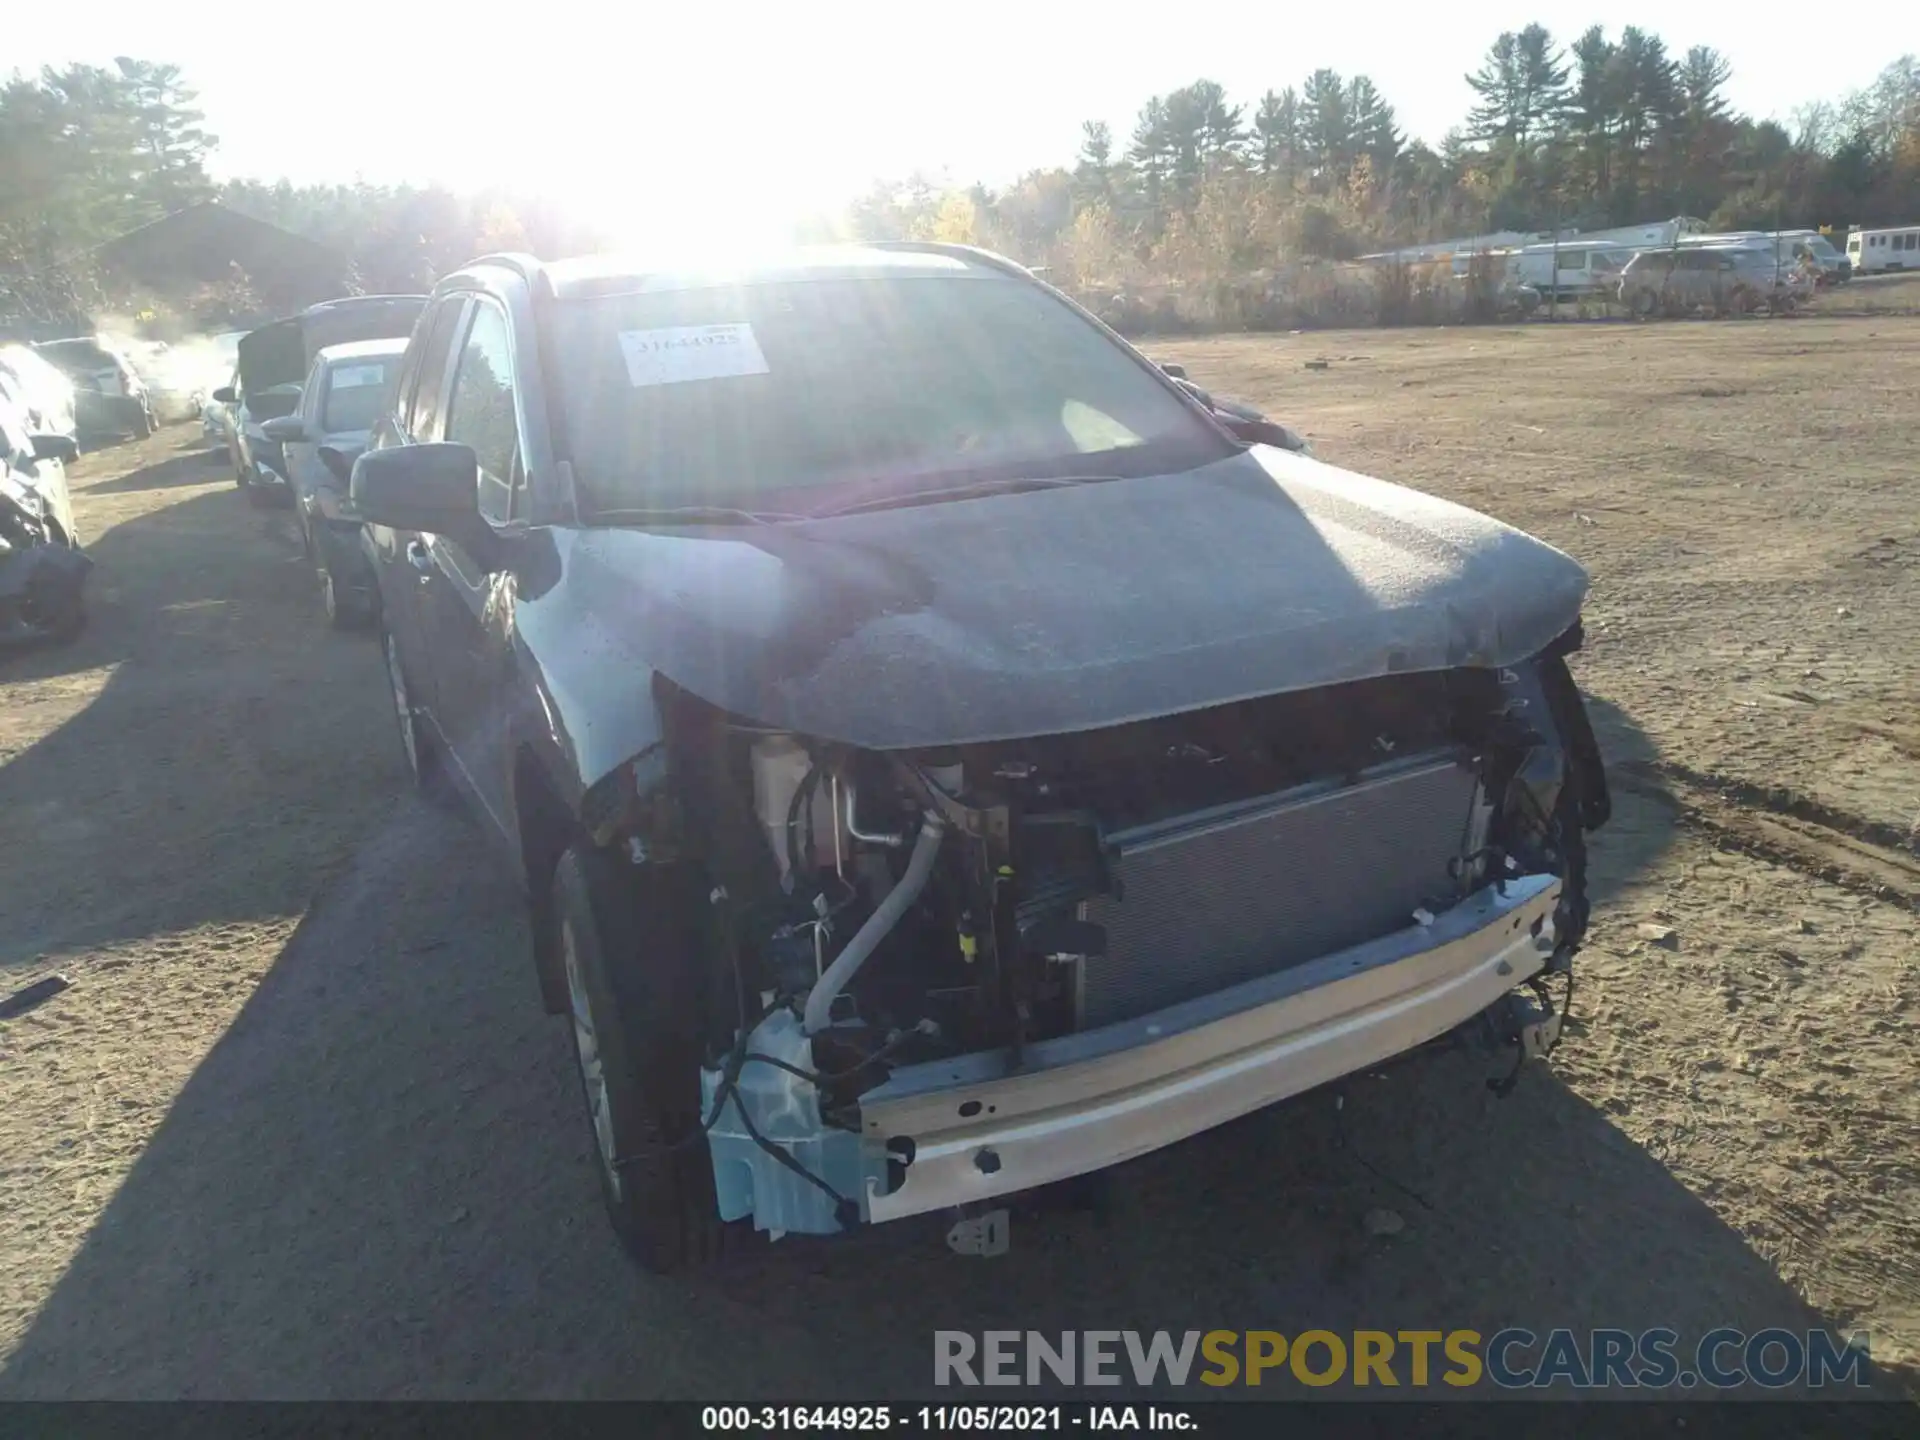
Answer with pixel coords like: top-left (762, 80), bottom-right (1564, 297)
top-left (381, 627), bottom-right (457, 806)
top-left (133, 408), bottom-right (154, 440)
top-left (550, 845), bottom-right (740, 1273)
top-left (22, 561), bottom-right (86, 645)
top-left (244, 477), bottom-right (273, 509)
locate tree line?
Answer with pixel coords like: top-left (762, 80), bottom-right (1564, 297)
top-left (851, 32), bottom-right (1920, 308)
top-left (2, 34), bottom-right (1918, 332)
top-left (0, 58), bottom-right (607, 329)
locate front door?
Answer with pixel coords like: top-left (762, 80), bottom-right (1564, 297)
top-left (370, 296), bottom-right (470, 735)
top-left (419, 296), bottom-right (524, 845)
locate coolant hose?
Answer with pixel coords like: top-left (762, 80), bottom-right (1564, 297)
top-left (802, 812), bottom-right (946, 1034)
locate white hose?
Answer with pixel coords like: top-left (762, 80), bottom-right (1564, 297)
top-left (803, 812), bottom-right (946, 1034)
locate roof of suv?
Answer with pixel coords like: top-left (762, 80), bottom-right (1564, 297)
top-left (315, 336), bottom-right (409, 365)
top-left (520, 245), bottom-right (1007, 301)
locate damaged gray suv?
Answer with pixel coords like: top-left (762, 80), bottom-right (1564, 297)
top-left (351, 243), bottom-right (1609, 1270)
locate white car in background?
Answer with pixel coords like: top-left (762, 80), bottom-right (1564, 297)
top-left (0, 344), bottom-right (80, 448)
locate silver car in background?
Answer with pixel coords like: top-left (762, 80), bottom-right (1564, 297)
top-left (260, 337), bottom-right (407, 630)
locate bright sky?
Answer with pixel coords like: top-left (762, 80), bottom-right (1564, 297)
top-left (12, 1), bottom-right (1916, 247)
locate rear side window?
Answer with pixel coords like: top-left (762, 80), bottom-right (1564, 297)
top-left (443, 303), bottom-right (521, 523)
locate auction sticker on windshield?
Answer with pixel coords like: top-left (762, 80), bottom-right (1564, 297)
top-left (619, 324), bottom-right (769, 388)
top-left (330, 364), bottom-right (388, 389)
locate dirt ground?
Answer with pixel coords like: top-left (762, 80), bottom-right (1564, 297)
top-left (2, 296), bottom-right (1917, 1403)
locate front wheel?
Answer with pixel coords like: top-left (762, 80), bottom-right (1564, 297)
top-left (550, 846), bottom-right (741, 1273)
top-left (382, 628), bottom-right (455, 805)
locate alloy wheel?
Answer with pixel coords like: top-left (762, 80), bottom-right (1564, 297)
top-left (561, 918), bottom-right (622, 1200)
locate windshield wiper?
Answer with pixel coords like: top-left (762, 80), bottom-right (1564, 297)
top-left (808, 474), bottom-right (1126, 520)
top-left (588, 505), bottom-right (803, 528)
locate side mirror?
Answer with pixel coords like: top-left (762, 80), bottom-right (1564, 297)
top-left (260, 415), bottom-right (307, 444)
top-left (1219, 411), bottom-right (1311, 454)
top-left (352, 443), bottom-right (483, 545)
top-left (212, 386), bottom-right (236, 404)
top-left (1158, 362), bottom-right (1188, 379)
top-left (30, 433), bottom-right (80, 465)
top-left (317, 445), bottom-right (355, 486)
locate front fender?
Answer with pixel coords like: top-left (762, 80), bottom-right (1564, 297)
top-left (509, 537), bottom-right (671, 809)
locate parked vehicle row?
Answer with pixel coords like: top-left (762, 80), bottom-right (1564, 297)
top-left (1618, 243), bottom-right (1813, 317)
top-left (212, 296), bottom-right (426, 508)
top-left (325, 242), bottom-right (1609, 1271)
top-left (0, 377), bottom-right (88, 647)
top-left (1439, 228), bottom-right (1836, 314)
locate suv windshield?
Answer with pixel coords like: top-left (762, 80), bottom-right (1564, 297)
top-left (547, 272), bottom-right (1232, 515)
top-left (321, 358), bottom-right (396, 433)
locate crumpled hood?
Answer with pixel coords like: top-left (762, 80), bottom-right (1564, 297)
top-left (532, 446), bottom-right (1590, 766)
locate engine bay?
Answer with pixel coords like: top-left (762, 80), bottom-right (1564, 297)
top-left (603, 644), bottom-right (1598, 1238)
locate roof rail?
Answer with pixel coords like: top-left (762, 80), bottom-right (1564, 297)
top-left (467, 252), bottom-right (545, 284)
top-left (867, 240), bottom-right (1034, 281)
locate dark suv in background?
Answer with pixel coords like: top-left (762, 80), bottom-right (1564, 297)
top-left (351, 245), bottom-right (1605, 1272)
top-left (214, 295), bottom-right (426, 505)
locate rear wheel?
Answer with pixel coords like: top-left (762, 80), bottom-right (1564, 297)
top-left (550, 846), bottom-right (740, 1273)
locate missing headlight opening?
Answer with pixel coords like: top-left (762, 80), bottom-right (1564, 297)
top-left (624, 639), bottom-right (1605, 1248)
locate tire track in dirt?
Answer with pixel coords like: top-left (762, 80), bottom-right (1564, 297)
top-left (1614, 760), bottom-right (1920, 907)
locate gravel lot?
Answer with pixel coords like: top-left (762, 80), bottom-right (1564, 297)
top-left (2, 305), bottom-right (1916, 1403)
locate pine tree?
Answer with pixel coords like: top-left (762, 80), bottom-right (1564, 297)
top-left (1253, 89), bottom-right (1301, 185)
top-left (1301, 69), bottom-right (1353, 185)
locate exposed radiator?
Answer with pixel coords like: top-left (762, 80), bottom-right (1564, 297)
top-left (1077, 753), bottom-right (1485, 1029)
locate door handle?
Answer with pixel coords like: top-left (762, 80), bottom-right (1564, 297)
top-left (406, 539), bottom-right (434, 578)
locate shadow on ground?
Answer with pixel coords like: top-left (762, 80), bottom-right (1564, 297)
top-left (5, 444), bottom-right (1899, 1404)
top-left (83, 443), bottom-right (229, 496)
top-left (6, 598), bottom-right (1886, 1401)
top-left (0, 460), bottom-right (395, 969)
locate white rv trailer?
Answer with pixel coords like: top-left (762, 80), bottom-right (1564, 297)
top-left (1846, 225), bottom-right (1920, 274)
top-left (1504, 242), bottom-right (1643, 299)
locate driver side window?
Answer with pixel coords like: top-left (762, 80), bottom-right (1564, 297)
top-left (444, 302), bottom-right (522, 525)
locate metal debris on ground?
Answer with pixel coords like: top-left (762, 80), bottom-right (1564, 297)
top-left (0, 973), bottom-right (71, 1020)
